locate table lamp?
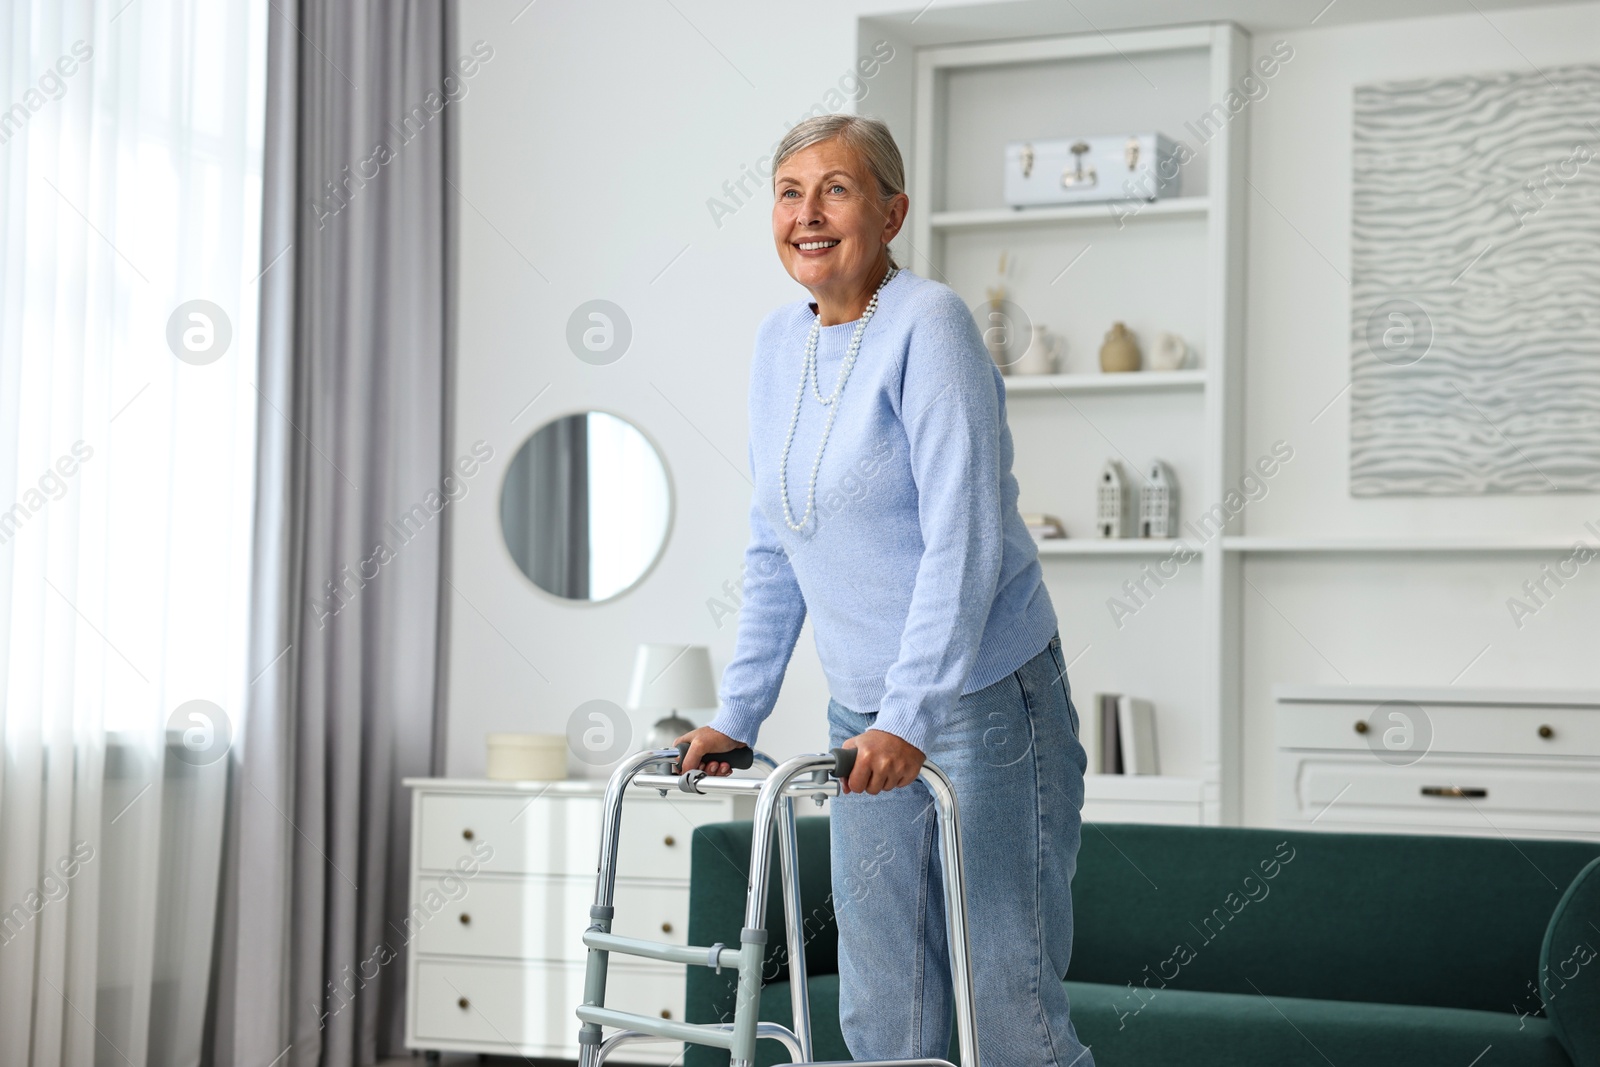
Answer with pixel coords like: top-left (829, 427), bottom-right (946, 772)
top-left (626, 643), bottom-right (719, 750)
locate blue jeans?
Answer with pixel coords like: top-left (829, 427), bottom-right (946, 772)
top-left (827, 631), bottom-right (1095, 1066)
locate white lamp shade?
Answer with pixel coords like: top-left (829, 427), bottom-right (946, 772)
top-left (626, 644), bottom-right (718, 711)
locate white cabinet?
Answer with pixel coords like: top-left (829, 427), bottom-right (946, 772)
top-left (1274, 685), bottom-right (1600, 839)
top-left (403, 778), bottom-right (752, 1063)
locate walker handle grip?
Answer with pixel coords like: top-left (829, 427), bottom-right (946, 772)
top-left (831, 747), bottom-right (857, 781)
top-left (675, 742), bottom-right (754, 771)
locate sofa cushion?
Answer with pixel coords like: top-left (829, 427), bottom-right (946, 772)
top-left (1541, 855), bottom-right (1600, 1066)
top-left (1070, 824), bottom-right (1600, 1014)
top-left (737, 977), bottom-right (1572, 1067)
top-left (1065, 980), bottom-right (1573, 1067)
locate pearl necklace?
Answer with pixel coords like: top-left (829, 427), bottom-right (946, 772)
top-left (778, 264), bottom-right (899, 532)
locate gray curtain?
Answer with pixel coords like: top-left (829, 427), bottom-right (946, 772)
top-left (501, 414), bottom-right (591, 599)
top-left (206, 2), bottom-right (455, 1065)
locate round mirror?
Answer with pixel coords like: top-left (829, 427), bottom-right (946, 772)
top-left (499, 411), bottom-right (672, 602)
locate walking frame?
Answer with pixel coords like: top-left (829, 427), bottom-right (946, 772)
top-left (575, 744), bottom-right (981, 1067)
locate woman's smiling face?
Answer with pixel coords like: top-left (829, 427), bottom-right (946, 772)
top-left (771, 138), bottom-right (906, 303)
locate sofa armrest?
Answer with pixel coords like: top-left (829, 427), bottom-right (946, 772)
top-left (1542, 855), bottom-right (1600, 1067)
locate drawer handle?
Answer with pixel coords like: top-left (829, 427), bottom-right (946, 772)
top-left (1421, 786), bottom-right (1487, 799)
top-left (1539, 724), bottom-right (1554, 739)
top-left (457, 996), bottom-right (470, 1011)
top-left (663, 835), bottom-right (676, 847)
top-left (462, 828), bottom-right (474, 841)
top-left (1353, 721), bottom-right (1369, 734)
top-left (660, 1009), bottom-right (672, 1019)
top-left (661, 922), bottom-right (673, 934)
top-left (459, 913), bottom-right (471, 926)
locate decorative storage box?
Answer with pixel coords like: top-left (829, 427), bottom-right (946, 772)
top-left (485, 733), bottom-right (568, 781)
top-left (1004, 133), bottom-right (1181, 207)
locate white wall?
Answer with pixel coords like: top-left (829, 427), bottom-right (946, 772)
top-left (445, 0), bottom-right (925, 775)
top-left (1238, 2), bottom-right (1600, 823)
top-left (445, 0), bottom-right (1600, 822)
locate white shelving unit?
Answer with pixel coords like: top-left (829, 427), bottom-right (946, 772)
top-left (1082, 772), bottom-right (1207, 826)
top-left (929, 195), bottom-right (1210, 230)
top-left (902, 23), bottom-right (1250, 824)
top-left (1224, 537), bottom-right (1582, 554)
top-left (1002, 369), bottom-right (1207, 395)
top-left (1034, 538), bottom-right (1187, 557)
top-left (859, 9), bottom-right (1598, 835)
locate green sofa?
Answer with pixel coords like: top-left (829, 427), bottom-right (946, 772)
top-left (685, 818), bottom-right (1600, 1066)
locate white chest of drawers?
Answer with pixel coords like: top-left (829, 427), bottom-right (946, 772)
top-left (1274, 685), bottom-right (1600, 840)
top-left (402, 777), bottom-right (753, 1063)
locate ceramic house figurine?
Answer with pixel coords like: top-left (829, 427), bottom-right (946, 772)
top-left (1099, 322), bottom-right (1141, 373)
top-left (1096, 459), bottom-right (1132, 538)
top-left (1139, 460), bottom-right (1178, 537)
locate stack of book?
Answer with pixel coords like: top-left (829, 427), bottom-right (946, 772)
top-left (1021, 513), bottom-right (1066, 541)
top-left (1086, 693), bottom-right (1160, 775)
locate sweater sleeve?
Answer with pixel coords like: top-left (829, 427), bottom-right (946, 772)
top-left (706, 441), bottom-right (808, 747)
top-left (871, 291), bottom-right (1004, 753)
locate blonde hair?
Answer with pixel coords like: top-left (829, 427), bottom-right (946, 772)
top-left (772, 114), bottom-right (906, 271)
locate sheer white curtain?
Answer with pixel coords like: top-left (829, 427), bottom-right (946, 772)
top-left (0, 1), bottom-right (267, 1064)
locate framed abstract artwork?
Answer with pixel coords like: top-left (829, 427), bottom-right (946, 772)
top-left (1349, 64), bottom-right (1600, 495)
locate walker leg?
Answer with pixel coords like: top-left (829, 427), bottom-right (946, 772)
top-left (729, 927), bottom-right (766, 1067)
top-left (577, 750), bottom-right (677, 1063)
top-left (576, 751), bottom-right (868, 1067)
top-left (776, 793), bottom-right (815, 1063)
top-left (735, 755), bottom-right (844, 1066)
top-left (920, 764), bottom-right (979, 1067)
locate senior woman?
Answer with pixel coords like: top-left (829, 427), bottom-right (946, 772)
top-left (678, 113), bottom-right (1094, 1067)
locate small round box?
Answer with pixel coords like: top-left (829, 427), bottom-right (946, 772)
top-left (485, 733), bottom-right (568, 781)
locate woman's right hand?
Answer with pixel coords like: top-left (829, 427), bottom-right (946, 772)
top-left (675, 725), bottom-right (742, 776)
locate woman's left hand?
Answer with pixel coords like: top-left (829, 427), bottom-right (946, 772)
top-left (839, 729), bottom-right (925, 795)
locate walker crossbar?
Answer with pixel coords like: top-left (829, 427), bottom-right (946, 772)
top-left (595, 1021), bottom-right (806, 1061)
top-left (593, 1019), bottom-right (957, 1067)
top-left (631, 770), bottom-right (840, 799)
top-left (581, 929), bottom-right (745, 970)
top-left (575, 746), bottom-right (981, 1067)
top-left (577, 1004), bottom-right (738, 1048)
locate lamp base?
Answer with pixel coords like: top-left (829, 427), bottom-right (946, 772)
top-left (645, 713), bottom-right (697, 751)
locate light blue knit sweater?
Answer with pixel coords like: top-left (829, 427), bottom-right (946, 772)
top-left (707, 268), bottom-right (1058, 753)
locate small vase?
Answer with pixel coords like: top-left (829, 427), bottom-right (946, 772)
top-left (1149, 331), bottom-right (1188, 371)
top-left (1014, 325), bottom-right (1061, 375)
top-left (1099, 322), bottom-right (1141, 373)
